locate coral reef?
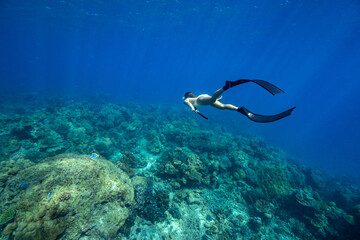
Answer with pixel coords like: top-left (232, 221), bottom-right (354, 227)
top-left (0, 96), bottom-right (359, 240)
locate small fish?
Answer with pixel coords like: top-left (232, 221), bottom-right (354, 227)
top-left (48, 192), bottom-right (52, 198)
top-left (90, 153), bottom-right (99, 158)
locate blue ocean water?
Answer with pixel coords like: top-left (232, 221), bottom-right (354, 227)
top-left (1, 2), bottom-right (360, 239)
top-left (0, 0), bottom-right (359, 180)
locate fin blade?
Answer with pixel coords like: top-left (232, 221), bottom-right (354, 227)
top-left (251, 79), bottom-right (285, 95)
top-left (239, 106), bottom-right (296, 123)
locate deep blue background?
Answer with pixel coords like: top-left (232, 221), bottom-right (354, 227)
top-left (1, 0), bottom-right (360, 182)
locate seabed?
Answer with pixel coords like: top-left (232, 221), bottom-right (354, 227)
top-left (0, 95), bottom-right (359, 240)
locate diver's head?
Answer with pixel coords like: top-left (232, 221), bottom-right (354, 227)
top-left (183, 92), bottom-right (197, 100)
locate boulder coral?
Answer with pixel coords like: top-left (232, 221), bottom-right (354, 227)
top-left (258, 165), bottom-right (292, 199)
top-left (0, 154), bottom-right (134, 239)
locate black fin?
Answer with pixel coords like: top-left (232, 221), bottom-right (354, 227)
top-left (223, 79), bottom-right (250, 90)
top-left (238, 106), bottom-right (296, 123)
top-left (223, 79), bottom-right (284, 95)
top-left (251, 79), bottom-right (285, 95)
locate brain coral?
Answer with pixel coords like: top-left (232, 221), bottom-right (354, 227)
top-left (0, 154), bottom-right (134, 240)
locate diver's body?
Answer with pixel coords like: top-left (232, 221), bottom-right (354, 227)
top-left (184, 90), bottom-right (237, 111)
top-left (183, 79), bottom-right (295, 123)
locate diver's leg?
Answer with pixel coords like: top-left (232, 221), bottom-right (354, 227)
top-left (238, 106), bottom-right (296, 123)
top-left (197, 88), bottom-right (224, 105)
top-left (211, 101), bottom-right (238, 111)
top-left (210, 88), bottom-right (225, 102)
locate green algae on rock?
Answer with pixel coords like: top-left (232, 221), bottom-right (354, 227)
top-left (0, 207), bottom-right (16, 225)
top-left (0, 154), bottom-right (134, 239)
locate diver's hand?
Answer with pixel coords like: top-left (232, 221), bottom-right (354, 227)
top-left (193, 109), bottom-right (200, 114)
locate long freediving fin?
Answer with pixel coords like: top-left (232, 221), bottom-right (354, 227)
top-left (238, 106), bottom-right (296, 123)
top-left (250, 79), bottom-right (285, 95)
top-left (223, 79), bottom-right (285, 95)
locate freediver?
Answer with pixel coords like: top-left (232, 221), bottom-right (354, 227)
top-left (183, 79), bottom-right (296, 122)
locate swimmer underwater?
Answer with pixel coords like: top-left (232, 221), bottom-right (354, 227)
top-left (183, 79), bottom-right (296, 122)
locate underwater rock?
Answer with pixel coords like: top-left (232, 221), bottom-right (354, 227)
top-left (310, 213), bottom-right (328, 228)
top-left (0, 159), bottom-right (35, 190)
top-left (164, 162), bottom-right (178, 175)
top-left (0, 206), bottom-right (16, 225)
top-left (288, 218), bottom-right (316, 240)
top-left (281, 187), bottom-right (353, 239)
top-left (94, 137), bottom-right (113, 157)
top-left (287, 165), bottom-right (306, 187)
top-left (254, 199), bottom-right (275, 218)
top-left (351, 204), bottom-right (360, 231)
top-left (68, 127), bottom-right (88, 144)
top-left (2, 222), bottom-right (17, 235)
top-left (11, 125), bottom-right (33, 140)
top-left (248, 217), bottom-right (262, 231)
top-left (258, 165), bottom-right (292, 200)
top-left (245, 168), bottom-right (258, 185)
top-left (130, 176), bottom-right (170, 225)
top-left (295, 188), bottom-right (318, 208)
top-left (344, 214), bottom-right (355, 225)
top-left (0, 154), bottom-right (134, 239)
top-left (117, 151), bottom-right (139, 176)
top-left (57, 191), bottom-right (71, 202)
top-left (181, 206), bottom-right (205, 240)
top-left (233, 168), bottom-right (246, 181)
top-left (168, 206), bottom-right (181, 219)
top-left (133, 181), bottom-right (169, 223)
top-left (121, 151), bottom-right (139, 168)
top-left (352, 204), bottom-right (360, 218)
top-left (0, 137), bottom-right (20, 153)
top-left (230, 150), bottom-right (252, 168)
top-left (306, 169), bottom-right (327, 190)
top-left (186, 190), bottom-right (202, 205)
top-left (50, 121), bottom-right (70, 136)
top-left (157, 147), bottom-right (209, 187)
top-left (0, 174), bottom-right (8, 187)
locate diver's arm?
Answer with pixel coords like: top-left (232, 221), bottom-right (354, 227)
top-left (184, 99), bottom-right (198, 112)
top-left (184, 99), bottom-right (208, 120)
